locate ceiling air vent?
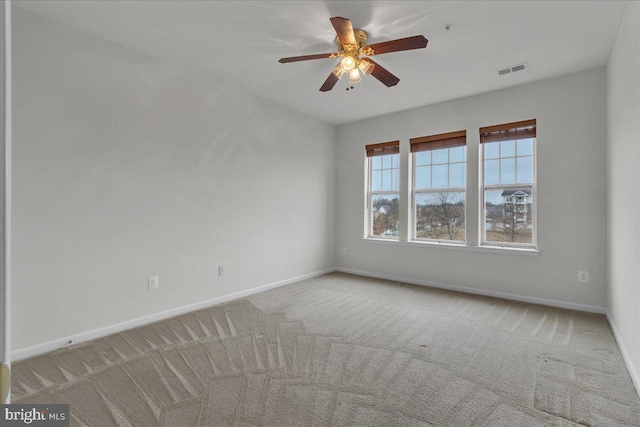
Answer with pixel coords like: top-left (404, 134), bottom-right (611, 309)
top-left (497, 62), bottom-right (527, 76)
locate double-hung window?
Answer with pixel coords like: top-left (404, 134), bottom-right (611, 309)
top-left (366, 141), bottom-right (400, 238)
top-left (480, 119), bottom-right (536, 246)
top-left (411, 131), bottom-right (467, 242)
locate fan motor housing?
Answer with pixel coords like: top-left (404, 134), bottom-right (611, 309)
top-left (336, 29), bottom-right (369, 53)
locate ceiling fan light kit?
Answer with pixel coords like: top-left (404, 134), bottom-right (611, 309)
top-left (278, 17), bottom-right (428, 92)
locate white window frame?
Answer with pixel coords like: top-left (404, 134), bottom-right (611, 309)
top-left (366, 151), bottom-right (400, 240)
top-left (480, 135), bottom-right (537, 248)
top-left (411, 147), bottom-right (466, 243)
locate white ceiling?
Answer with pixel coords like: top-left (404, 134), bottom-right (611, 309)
top-left (14, 1), bottom-right (626, 125)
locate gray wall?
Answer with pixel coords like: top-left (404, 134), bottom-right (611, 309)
top-left (607, 1), bottom-right (640, 390)
top-left (336, 68), bottom-right (607, 309)
top-left (11, 9), bottom-right (335, 350)
top-left (12, 4), bottom-right (630, 373)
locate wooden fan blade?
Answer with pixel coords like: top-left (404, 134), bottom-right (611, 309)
top-left (279, 53), bottom-right (335, 63)
top-left (330, 16), bottom-right (357, 48)
top-left (365, 58), bottom-right (400, 87)
top-left (363, 35), bottom-right (428, 56)
top-left (320, 63), bottom-right (342, 92)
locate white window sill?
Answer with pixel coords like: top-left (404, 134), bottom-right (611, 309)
top-left (361, 238), bottom-right (540, 256)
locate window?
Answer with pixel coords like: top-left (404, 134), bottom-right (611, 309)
top-left (411, 131), bottom-right (466, 242)
top-left (366, 141), bottom-right (400, 238)
top-left (481, 119), bottom-right (536, 246)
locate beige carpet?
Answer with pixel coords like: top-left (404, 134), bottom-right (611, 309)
top-left (11, 272), bottom-right (640, 426)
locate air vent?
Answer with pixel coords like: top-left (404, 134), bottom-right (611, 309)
top-left (497, 62), bottom-right (527, 76)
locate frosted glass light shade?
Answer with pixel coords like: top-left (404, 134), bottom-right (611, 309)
top-left (349, 69), bottom-right (362, 83)
top-left (341, 56), bottom-right (356, 72)
top-left (358, 59), bottom-right (375, 75)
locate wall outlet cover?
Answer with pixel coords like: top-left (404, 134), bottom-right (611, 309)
top-left (148, 276), bottom-right (159, 290)
top-left (578, 271), bottom-right (589, 283)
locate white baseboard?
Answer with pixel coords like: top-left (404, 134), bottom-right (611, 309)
top-left (12, 266), bottom-right (639, 399)
top-left (11, 268), bottom-right (335, 362)
top-left (606, 311), bottom-right (640, 398)
top-left (335, 267), bottom-right (607, 314)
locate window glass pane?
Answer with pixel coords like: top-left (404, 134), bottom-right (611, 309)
top-left (372, 156), bottom-right (382, 170)
top-left (500, 158), bottom-right (516, 184)
top-left (484, 187), bottom-right (533, 244)
top-left (516, 156), bottom-right (534, 183)
top-left (517, 138), bottom-right (534, 156)
top-left (391, 154), bottom-right (399, 169)
top-left (415, 191), bottom-right (465, 241)
top-left (432, 149), bottom-right (448, 164)
top-left (415, 166), bottom-right (431, 189)
top-left (484, 142), bottom-right (500, 159)
top-left (501, 140), bottom-right (516, 157)
top-left (449, 163), bottom-right (465, 188)
top-left (371, 170), bottom-right (382, 191)
top-left (484, 159), bottom-right (499, 185)
top-left (415, 151), bottom-right (431, 166)
top-left (382, 155), bottom-right (390, 169)
top-left (382, 169), bottom-right (392, 190)
top-left (371, 194), bottom-right (400, 237)
top-left (392, 168), bottom-right (400, 191)
top-left (449, 146), bottom-right (465, 163)
top-left (432, 164), bottom-right (448, 188)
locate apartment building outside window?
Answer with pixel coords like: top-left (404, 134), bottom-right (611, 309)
top-left (480, 119), bottom-right (536, 247)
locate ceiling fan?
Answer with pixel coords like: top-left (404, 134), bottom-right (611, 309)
top-left (279, 17), bottom-right (428, 92)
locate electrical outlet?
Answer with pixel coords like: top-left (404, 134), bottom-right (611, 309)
top-left (148, 275), bottom-right (159, 290)
top-left (341, 247), bottom-right (348, 255)
top-left (578, 271), bottom-right (589, 283)
top-left (218, 266), bottom-right (224, 276)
